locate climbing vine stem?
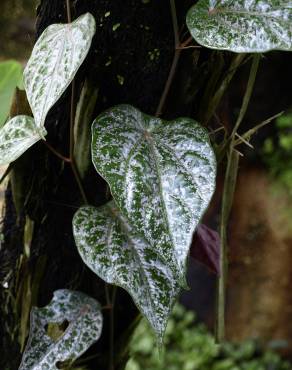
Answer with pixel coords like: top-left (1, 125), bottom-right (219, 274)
top-left (204, 53), bottom-right (246, 125)
top-left (216, 54), bottom-right (261, 342)
top-left (105, 285), bottom-right (117, 370)
top-left (64, 0), bottom-right (88, 205)
top-left (66, 0), bottom-right (72, 23)
top-left (156, 0), bottom-right (193, 117)
top-left (156, 0), bottom-right (180, 116)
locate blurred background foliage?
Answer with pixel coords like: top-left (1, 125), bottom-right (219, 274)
top-left (262, 112), bottom-right (292, 192)
top-left (126, 305), bottom-right (291, 370)
top-left (0, 0), bottom-right (37, 60)
top-left (0, 60), bottom-right (23, 127)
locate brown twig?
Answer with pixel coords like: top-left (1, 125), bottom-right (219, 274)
top-left (176, 45), bottom-right (201, 50)
top-left (105, 285), bottom-right (117, 370)
top-left (180, 35), bottom-right (193, 48)
top-left (155, 51), bottom-right (181, 117)
top-left (156, 0), bottom-right (182, 117)
top-left (42, 140), bottom-right (71, 162)
top-left (66, 0), bottom-right (72, 23)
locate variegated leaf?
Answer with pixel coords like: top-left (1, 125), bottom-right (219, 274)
top-left (24, 13), bottom-right (96, 130)
top-left (186, 0), bottom-right (292, 53)
top-left (91, 105), bottom-right (216, 284)
top-left (19, 290), bottom-right (103, 370)
top-left (0, 115), bottom-right (46, 166)
top-left (73, 203), bottom-right (179, 340)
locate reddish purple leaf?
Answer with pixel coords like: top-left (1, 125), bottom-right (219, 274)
top-left (190, 224), bottom-right (220, 275)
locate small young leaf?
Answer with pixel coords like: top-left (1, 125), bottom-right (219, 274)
top-left (191, 224), bottom-right (220, 275)
top-left (0, 115), bottom-right (46, 166)
top-left (19, 289), bottom-right (103, 370)
top-left (24, 13), bottom-right (96, 130)
top-left (73, 203), bottom-right (180, 340)
top-left (91, 105), bottom-right (216, 283)
top-left (186, 0), bottom-right (292, 53)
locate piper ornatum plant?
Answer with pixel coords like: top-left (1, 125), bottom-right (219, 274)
top-left (0, 0), bottom-right (291, 368)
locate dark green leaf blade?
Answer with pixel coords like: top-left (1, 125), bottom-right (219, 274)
top-left (73, 203), bottom-right (179, 340)
top-left (91, 105), bottom-right (216, 283)
top-left (186, 0), bottom-right (292, 53)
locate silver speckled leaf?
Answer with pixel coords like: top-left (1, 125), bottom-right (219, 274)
top-left (0, 115), bottom-right (46, 166)
top-left (19, 290), bottom-right (103, 370)
top-left (186, 0), bottom-right (292, 53)
top-left (24, 13), bottom-right (96, 130)
top-left (73, 203), bottom-right (180, 340)
top-left (91, 105), bottom-right (216, 283)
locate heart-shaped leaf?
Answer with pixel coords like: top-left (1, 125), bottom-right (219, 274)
top-left (19, 290), bottom-right (103, 370)
top-left (73, 203), bottom-right (179, 340)
top-left (0, 115), bottom-right (46, 166)
top-left (24, 13), bottom-right (96, 130)
top-left (186, 0), bottom-right (292, 53)
top-left (91, 105), bottom-right (216, 283)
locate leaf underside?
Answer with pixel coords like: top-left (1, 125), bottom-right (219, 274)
top-left (186, 0), bottom-right (292, 53)
top-left (73, 203), bottom-right (179, 340)
top-left (191, 224), bottom-right (220, 275)
top-left (91, 105), bottom-right (217, 284)
top-left (23, 13), bottom-right (96, 130)
top-left (0, 115), bottom-right (46, 166)
top-left (19, 290), bottom-right (103, 370)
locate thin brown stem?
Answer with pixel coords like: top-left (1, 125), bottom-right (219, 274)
top-left (155, 50), bottom-right (181, 117)
top-left (233, 111), bottom-right (283, 146)
top-left (180, 35), bottom-right (193, 48)
top-left (170, 0), bottom-right (179, 48)
top-left (176, 45), bottom-right (201, 50)
top-left (69, 80), bottom-right (75, 160)
top-left (65, 0), bottom-right (88, 205)
top-left (109, 287), bottom-right (117, 370)
top-left (42, 140), bottom-right (71, 163)
top-left (71, 159), bottom-right (88, 203)
top-left (66, 0), bottom-right (72, 23)
top-left (105, 284), bottom-right (117, 370)
top-left (155, 0), bottom-right (181, 116)
top-left (204, 54), bottom-right (246, 125)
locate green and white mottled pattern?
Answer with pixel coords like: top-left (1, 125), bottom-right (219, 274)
top-left (187, 0), bottom-right (292, 53)
top-left (0, 115), bottom-right (46, 166)
top-left (91, 105), bottom-right (216, 284)
top-left (24, 13), bottom-right (96, 130)
top-left (19, 290), bottom-right (103, 370)
top-left (73, 203), bottom-right (180, 340)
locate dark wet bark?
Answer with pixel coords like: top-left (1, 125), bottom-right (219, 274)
top-left (0, 1), bottom-right (178, 369)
